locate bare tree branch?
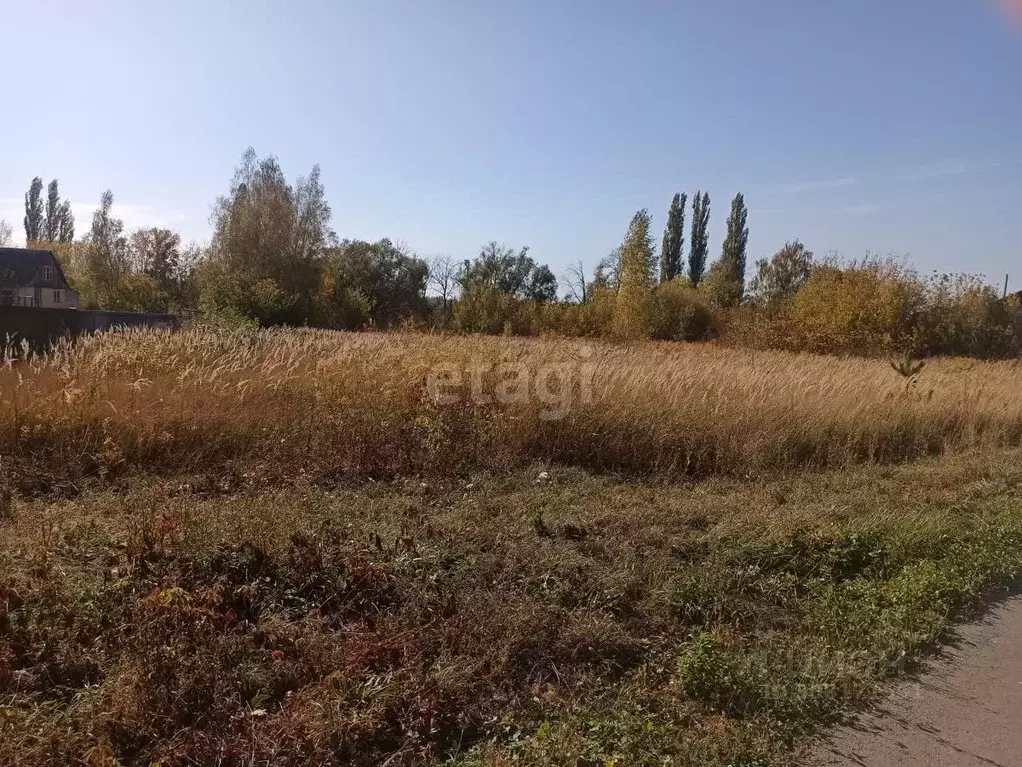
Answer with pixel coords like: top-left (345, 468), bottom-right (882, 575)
top-left (427, 254), bottom-right (459, 308)
top-left (563, 259), bottom-right (588, 304)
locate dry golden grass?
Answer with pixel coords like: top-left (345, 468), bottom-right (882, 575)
top-left (4, 327), bottom-right (1022, 487)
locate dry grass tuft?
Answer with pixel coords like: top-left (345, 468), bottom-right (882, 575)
top-left (3, 327), bottom-right (1022, 488)
top-left (0, 457), bottom-right (12, 521)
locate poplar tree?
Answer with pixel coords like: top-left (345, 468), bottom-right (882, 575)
top-left (688, 191), bottom-right (710, 287)
top-left (23, 177), bottom-right (44, 243)
top-left (660, 192), bottom-right (687, 282)
top-left (58, 201), bottom-right (75, 243)
top-left (44, 180), bottom-right (61, 242)
top-left (718, 192), bottom-right (749, 306)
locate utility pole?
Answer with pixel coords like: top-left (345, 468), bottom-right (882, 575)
top-left (1004, 273), bottom-right (1010, 300)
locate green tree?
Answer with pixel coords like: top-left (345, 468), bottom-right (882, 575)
top-left (318, 239), bottom-right (428, 329)
top-left (451, 242), bottom-right (557, 334)
top-left (526, 264), bottom-right (558, 302)
top-left (713, 192), bottom-right (749, 308)
top-left (44, 180), bottom-right (61, 242)
top-left (83, 190), bottom-right (129, 307)
top-left (660, 192), bottom-right (687, 282)
top-left (451, 284), bottom-right (522, 334)
top-left (699, 259), bottom-right (738, 308)
top-left (23, 177), bottom-right (44, 243)
top-left (748, 240), bottom-right (814, 313)
top-left (130, 227), bottom-right (182, 304)
top-left (42, 180), bottom-right (74, 244)
top-left (688, 191), bottom-right (710, 287)
top-left (459, 242), bottom-right (558, 302)
top-left (614, 209), bottom-right (655, 339)
top-left (111, 272), bottom-right (162, 313)
top-left (652, 278), bottom-right (715, 341)
top-left (204, 148), bottom-right (335, 325)
top-left (58, 200), bottom-right (75, 243)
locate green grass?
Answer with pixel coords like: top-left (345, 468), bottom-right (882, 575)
top-left (3, 449), bottom-right (1022, 765)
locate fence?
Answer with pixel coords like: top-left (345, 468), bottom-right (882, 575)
top-left (0, 306), bottom-right (179, 350)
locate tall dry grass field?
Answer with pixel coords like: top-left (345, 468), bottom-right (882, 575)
top-left (3, 327), bottom-right (1022, 487)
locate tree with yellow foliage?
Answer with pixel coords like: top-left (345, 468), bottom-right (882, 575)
top-left (614, 209), bottom-right (655, 339)
top-left (789, 257), bottom-right (925, 354)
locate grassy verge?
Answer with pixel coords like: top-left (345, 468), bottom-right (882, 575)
top-left (3, 449), bottom-right (1022, 765)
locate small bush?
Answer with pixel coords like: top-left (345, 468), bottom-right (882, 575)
top-left (651, 279), bottom-right (716, 341)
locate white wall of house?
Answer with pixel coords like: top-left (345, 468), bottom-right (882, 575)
top-left (0, 287), bottom-right (79, 309)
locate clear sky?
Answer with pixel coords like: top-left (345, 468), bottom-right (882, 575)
top-left (2, 0), bottom-right (1021, 287)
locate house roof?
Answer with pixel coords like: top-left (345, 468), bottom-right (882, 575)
top-left (0, 247), bottom-right (72, 289)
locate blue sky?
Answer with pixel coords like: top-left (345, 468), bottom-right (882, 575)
top-left (2, 1), bottom-right (1021, 287)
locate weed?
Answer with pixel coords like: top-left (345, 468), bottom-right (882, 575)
top-left (890, 352), bottom-right (925, 379)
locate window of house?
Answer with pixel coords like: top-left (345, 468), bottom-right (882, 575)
top-left (42, 265), bottom-right (53, 281)
top-left (53, 290), bottom-right (61, 304)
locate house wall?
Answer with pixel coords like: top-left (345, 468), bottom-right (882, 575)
top-left (39, 287), bottom-right (78, 309)
top-left (0, 288), bottom-right (35, 307)
top-left (0, 287), bottom-right (79, 309)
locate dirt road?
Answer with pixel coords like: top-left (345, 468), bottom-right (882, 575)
top-left (813, 597), bottom-right (1022, 767)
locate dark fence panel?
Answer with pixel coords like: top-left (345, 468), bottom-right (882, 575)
top-left (0, 306), bottom-right (179, 350)
top-left (78, 311), bottom-right (180, 333)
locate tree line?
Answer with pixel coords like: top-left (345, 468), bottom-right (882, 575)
top-left (5, 149), bottom-right (1021, 359)
top-left (4, 149), bottom-right (756, 321)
